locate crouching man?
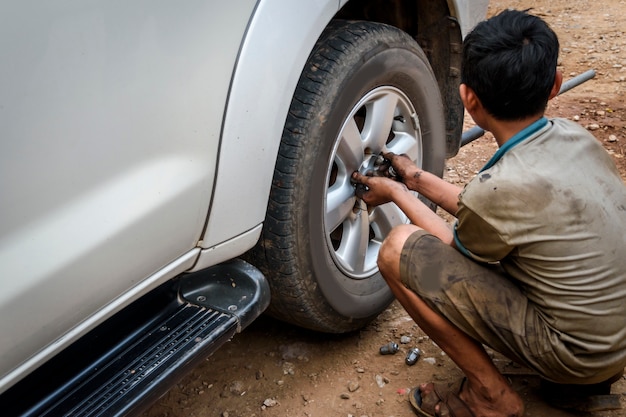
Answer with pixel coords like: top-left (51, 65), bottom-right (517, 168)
top-left (352, 9), bottom-right (626, 417)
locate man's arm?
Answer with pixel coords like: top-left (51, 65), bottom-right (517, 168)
top-left (390, 186), bottom-right (454, 245)
top-left (404, 168), bottom-right (462, 216)
top-left (384, 153), bottom-right (462, 216)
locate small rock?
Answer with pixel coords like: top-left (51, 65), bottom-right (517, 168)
top-left (587, 123), bottom-right (600, 131)
top-left (596, 110), bottom-right (606, 117)
top-left (423, 357), bottom-right (437, 365)
top-left (263, 398), bottom-right (278, 408)
top-left (375, 374), bottom-right (386, 388)
top-left (340, 393), bottom-right (351, 399)
top-left (608, 135), bottom-right (618, 142)
top-left (229, 380), bottom-right (245, 396)
top-left (573, 115), bottom-right (580, 121)
top-left (348, 381), bottom-right (360, 392)
top-left (222, 412), bottom-right (229, 417)
top-left (256, 370), bottom-right (264, 380)
top-left (400, 336), bottom-right (411, 344)
top-left (282, 362), bottom-right (295, 375)
top-left (356, 368), bottom-right (365, 373)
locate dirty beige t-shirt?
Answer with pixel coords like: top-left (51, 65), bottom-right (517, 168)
top-left (454, 117), bottom-right (626, 360)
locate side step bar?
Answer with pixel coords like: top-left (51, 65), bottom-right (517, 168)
top-left (2, 259), bottom-right (269, 417)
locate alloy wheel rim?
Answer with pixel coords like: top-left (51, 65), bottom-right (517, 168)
top-left (324, 86), bottom-right (423, 279)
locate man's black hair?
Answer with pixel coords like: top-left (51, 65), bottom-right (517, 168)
top-left (461, 9), bottom-right (560, 121)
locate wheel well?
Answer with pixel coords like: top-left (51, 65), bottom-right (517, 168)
top-left (336, 0), bottom-right (464, 157)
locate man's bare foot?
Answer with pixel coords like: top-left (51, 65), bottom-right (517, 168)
top-left (460, 376), bottom-right (524, 417)
top-left (418, 376), bottom-right (524, 417)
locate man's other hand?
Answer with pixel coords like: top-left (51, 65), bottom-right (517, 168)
top-left (351, 171), bottom-right (408, 206)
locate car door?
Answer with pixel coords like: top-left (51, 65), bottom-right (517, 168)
top-left (0, 0), bottom-right (257, 391)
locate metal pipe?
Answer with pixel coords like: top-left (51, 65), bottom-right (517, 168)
top-left (459, 69), bottom-right (596, 147)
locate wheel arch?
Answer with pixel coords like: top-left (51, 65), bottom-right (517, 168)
top-left (194, 0), bottom-right (341, 270)
top-left (195, 0), bottom-right (486, 270)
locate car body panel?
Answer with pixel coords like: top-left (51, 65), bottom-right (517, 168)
top-left (194, 0), bottom-right (338, 260)
top-left (446, 0), bottom-right (490, 36)
top-left (0, 0), bottom-right (256, 392)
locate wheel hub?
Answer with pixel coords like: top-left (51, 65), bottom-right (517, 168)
top-left (358, 153), bottom-right (382, 177)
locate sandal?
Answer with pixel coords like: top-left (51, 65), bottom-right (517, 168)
top-left (409, 378), bottom-right (475, 417)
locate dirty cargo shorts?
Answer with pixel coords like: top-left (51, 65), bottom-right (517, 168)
top-left (398, 230), bottom-right (615, 384)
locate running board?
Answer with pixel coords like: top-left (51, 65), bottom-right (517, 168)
top-left (2, 259), bottom-right (270, 417)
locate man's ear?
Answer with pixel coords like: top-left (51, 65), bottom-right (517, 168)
top-left (459, 83), bottom-right (481, 114)
top-left (548, 70), bottom-right (563, 100)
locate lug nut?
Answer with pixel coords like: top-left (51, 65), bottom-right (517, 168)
top-left (405, 347), bottom-right (422, 366)
top-left (379, 342), bottom-right (399, 355)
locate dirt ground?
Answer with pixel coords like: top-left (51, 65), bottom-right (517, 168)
top-left (143, 0), bottom-right (626, 416)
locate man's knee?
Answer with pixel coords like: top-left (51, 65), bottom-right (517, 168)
top-left (378, 224), bottom-right (421, 281)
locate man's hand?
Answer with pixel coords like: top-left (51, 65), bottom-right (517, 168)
top-left (351, 171), bottom-right (408, 206)
top-left (352, 170), bottom-right (455, 245)
top-left (382, 152), bottom-right (423, 191)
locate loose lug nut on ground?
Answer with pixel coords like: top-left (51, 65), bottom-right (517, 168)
top-left (405, 347), bottom-right (422, 366)
top-left (379, 342), bottom-right (399, 355)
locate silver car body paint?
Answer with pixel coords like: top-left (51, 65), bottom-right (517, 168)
top-left (447, 0), bottom-right (490, 37)
top-left (0, 0), bottom-right (257, 393)
top-left (193, 0), bottom-right (339, 269)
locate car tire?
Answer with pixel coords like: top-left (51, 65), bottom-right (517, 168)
top-left (250, 20), bottom-right (446, 333)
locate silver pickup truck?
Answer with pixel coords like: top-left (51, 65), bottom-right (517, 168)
top-left (0, 0), bottom-right (488, 415)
